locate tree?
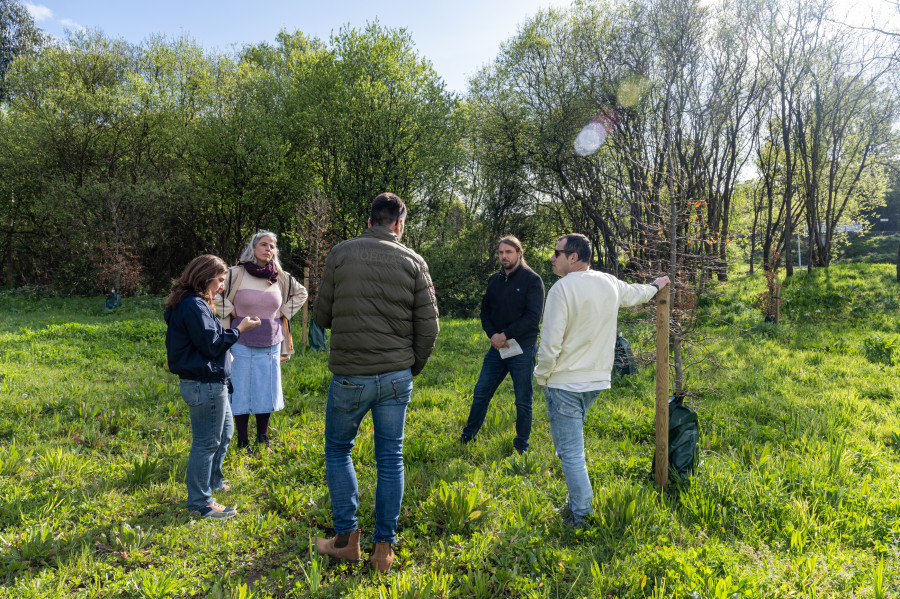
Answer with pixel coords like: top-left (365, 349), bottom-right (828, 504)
top-left (284, 22), bottom-right (461, 241)
top-left (0, 0), bottom-right (44, 102)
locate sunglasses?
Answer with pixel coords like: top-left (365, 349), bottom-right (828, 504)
top-left (553, 249), bottom-right (575, 257)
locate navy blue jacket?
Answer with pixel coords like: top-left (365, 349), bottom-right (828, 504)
top-left (164, 296), bottom-right (240, 383)
top-left (480, 264), bottom-right (545, 348)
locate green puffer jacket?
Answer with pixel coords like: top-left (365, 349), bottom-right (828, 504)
top-left (313, 226), bottom-right (440, 376)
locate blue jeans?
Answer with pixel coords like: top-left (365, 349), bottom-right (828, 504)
top-left (180, 380), bottom-right (234, 511)
top-left (544, 386), bottom-right (601, 520)
top-left (462, 345), bottom-right (536, 452)
top-left (324, 368), bottom-right (412, 544)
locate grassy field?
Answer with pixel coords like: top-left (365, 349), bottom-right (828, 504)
top-left (0, 263), bottom-right (898, 598)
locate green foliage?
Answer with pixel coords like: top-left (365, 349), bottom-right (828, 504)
top-left (0, 23), bottom-right (462, 298)
top-left (0, 0), bottom-right (46, 102)
top-left (0, 526), bottom-right (62, 574)
top-left (99, 523), bottom-right (154, 554)
top-left (499, 451), bottom-right (549, 478)
top-left (839, 233), bottom-right (900, 264)
top-left (0, 443), bottom-right (31, 476)
top-left (424, 478), bottom-right (490, 534)
top-left (131, 567), bottom-right (185, 599)
top-left (376, 568), bottom-right (453, 599)
top-left (861, 334), bottom-right (898, 366)
top-left (128, 455), bottom-right (163, 487)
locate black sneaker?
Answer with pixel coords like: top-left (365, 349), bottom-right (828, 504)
top-left (457, 434), bottom-right (472, 445)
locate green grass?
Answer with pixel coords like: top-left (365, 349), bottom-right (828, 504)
top-left (838, 233), bottom-right (900, 265)
top-left (0, 265), bottom-right (899, 597)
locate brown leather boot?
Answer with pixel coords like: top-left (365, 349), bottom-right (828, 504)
top-left (370, 541), bottom-right (395, 573)
top-left (315, 530), bottom-right (361, 564)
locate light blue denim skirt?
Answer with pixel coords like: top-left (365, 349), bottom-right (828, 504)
top-left (230, 342), bottom-right (284, 415)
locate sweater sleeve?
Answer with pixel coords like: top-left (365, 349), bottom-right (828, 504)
top-left (617, 279), bottom-right (658, 308)
top-left (503, 272), bottom-right (545, 341)
top-left (185, 299), bottom-right (240, 359)
top-left (534, 284), bottom-right (568, 387)
top-left (280, 274), bottom-right (309, 320)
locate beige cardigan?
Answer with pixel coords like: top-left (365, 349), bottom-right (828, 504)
top-left (534, 270), bottom-right (656, 387)
top-left (214, 265), bottom-right (308, 359)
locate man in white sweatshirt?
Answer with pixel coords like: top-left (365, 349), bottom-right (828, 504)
top-left (535, 233), bottom-right (669, 527)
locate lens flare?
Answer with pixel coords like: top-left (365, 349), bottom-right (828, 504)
top-left (574, 122), bottom-right (606, 156)
top-left (573, 107), bottom-right (620, 157)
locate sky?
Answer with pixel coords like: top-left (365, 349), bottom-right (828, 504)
top-left (23, 0), bottom-right (898, 96)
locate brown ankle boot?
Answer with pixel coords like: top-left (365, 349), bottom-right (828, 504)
top-left (315, 530), bottom-right (361, 563)
top-left (370, 541), bottom-right (395, 573)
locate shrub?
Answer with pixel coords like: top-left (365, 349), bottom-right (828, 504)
top-left (424, 479), bottom-right (490, 534)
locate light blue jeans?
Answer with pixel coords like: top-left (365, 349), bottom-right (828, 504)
top-left (544, 386), bottom-right (601, 521)
top-left (180, 380), bottom-right (233, 511)
top-left (324, 368), bottom-right (412, 544)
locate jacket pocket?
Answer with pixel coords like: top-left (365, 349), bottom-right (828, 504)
top-left (331, 379), bottom-right (364, 414)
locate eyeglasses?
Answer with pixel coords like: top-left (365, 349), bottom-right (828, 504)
top-left (553, 249), bottom-right (575, 257)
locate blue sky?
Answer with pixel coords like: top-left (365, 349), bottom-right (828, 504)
top-left (23, 0), bottom-right (572, 94)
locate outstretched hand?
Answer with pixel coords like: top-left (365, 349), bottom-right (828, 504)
top-left (237, 316), bottom-right (262, 332)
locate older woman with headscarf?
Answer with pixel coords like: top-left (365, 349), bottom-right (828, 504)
top-left (216, 230), bottom-right (308, 451)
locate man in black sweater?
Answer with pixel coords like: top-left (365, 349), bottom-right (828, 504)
top-left (458, 236), bottom-right (545, 454)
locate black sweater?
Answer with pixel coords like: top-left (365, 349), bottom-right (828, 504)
top-left (480, 264), bottom-right (545, 348)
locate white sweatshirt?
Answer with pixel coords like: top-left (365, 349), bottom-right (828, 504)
top-left (534, 270), bottom-right (657, 387)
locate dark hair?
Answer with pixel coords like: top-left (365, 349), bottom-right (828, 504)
top-left (498, 235), bottom-right (527, 267)
top-left (369, 192), bottom-right (407, 227)
top-left (559, 233), bottom-right (592, 263)
top-left (164, 255), bottom-right (228, 312)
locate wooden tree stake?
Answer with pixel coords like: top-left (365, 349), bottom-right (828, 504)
top-left (302, 267), bottom-right (310, 346)
top-left (655, 286), bottom-right (670, 488)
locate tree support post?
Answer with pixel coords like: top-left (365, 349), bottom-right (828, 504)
top-left (655, 286), bottom-right (670, 488)
top-left (302, 267), bottom-right (310, 346)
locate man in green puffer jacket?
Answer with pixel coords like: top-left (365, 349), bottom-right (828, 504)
top-left (312, 192), bottom-right (439, 573)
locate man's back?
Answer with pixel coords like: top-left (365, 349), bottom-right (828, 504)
top-left (313, 226), bottom-right (439, 376)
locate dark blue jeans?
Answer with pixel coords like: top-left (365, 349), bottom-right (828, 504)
top-left (462, 344), bottom-right (536, 452)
